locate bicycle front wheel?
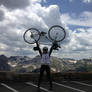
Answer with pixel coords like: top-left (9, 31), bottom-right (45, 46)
top-left (48, 25), bottom-right (66, 42)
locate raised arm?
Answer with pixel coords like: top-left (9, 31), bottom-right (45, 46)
top-left (49, 45), bottom-right (54, 57)
top-left (35, 41), bottom-right (42, 57)
top-left (49, 42), bottom-right (60, 57)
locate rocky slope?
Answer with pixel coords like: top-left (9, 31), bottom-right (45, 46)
top-left (8, 55), bottom-right (76, 73)
top-left (0, 55), bottom-right (10, 71)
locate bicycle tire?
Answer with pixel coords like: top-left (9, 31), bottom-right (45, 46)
top-left (48, 25), bottom-right (66, 42)
top-left (23, 28), bottom-right (40, 44)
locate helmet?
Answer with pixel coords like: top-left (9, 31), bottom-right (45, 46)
top-left (43, 47), bottom-right (48, 51)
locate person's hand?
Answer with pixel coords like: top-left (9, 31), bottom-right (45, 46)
top-left (52, 41), bottom-right (58, 47)
top-left (52, 41), bottom-right (60, 50)
top-left (35, 40), bottom-right (39, 47)
top-left (33, 47), bottom-right (39, 51)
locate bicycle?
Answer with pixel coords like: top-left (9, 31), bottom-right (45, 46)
top-left (23, 25), bottom-right (66, 50)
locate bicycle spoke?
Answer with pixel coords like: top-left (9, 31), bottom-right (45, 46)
top-left (48, 25), bottom-right (66, 42)
top-left (23, 28), bottom-right (40, 44)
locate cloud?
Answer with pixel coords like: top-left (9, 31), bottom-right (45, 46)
top-left (61, 11), bottom-right (92, 27)
top-left (58, 27), bottom-right (92, 59)
top-left (69, 0), bottom-right (73, 2)
top-left (0, 1), bottom-right (67, 57)
top-left (0, 9), bottom-right (4, 21)
top-left (68, 0), bottom-right (92, 3)
top-left (0, 0), bottom-right (30, 9)
top-left (43, 0), bottom-right (47, 3)
top-left (82, 0), bottom-right (92, 3)
top-left (68, 28), bottom-right (92, 51)
top-left (0, 0), bottom-right (92, 59)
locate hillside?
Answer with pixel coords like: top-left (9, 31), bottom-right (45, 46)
top-left (8, 55), bottom-right (76, 73)
top-left (0, 55), bottom-right (10, 71)
top-left (0, 55), bottom-right (92, 73)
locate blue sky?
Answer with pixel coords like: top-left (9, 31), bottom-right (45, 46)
top-left (0, 0), bottom-right (92, 59)
top-left (41, 0), bottom-right (92, 30)
top-left (42, 0), bottom-right (92, 13)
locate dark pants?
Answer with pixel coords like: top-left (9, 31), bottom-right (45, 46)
top-left (38, 65), bottom-right (52, 88)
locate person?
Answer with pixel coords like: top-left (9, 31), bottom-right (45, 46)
top-left (34, 41), bottom-right (59, 91)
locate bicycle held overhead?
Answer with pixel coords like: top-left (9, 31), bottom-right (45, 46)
top-left (23, 25), bottom-right (66, 50)
top-left (23, 25), bottom-right (66, 91)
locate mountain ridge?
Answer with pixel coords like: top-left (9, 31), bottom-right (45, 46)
top-left (0, 54), bottom-right (92, 73)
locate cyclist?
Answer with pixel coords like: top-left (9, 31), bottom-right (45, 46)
top-left (34, 41), bottom-right (59, 91)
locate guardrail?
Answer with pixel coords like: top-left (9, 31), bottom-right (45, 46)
top-left (0, 71), bottom-right (92, 82)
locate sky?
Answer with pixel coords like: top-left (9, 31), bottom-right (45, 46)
top-left (0, 0), bottom-right (92, 59)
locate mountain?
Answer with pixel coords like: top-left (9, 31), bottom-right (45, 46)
top-left (0, 55), bottom-right (10, 71)
top-left (8, 55), bottom-right (76, 73)
top-left (0, 54), bottom-right (92, 73)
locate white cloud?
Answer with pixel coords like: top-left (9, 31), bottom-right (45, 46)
top-left (0, 0), bottom-right (66, 57)
top-left (58, 27), bottom-right (92, 59)
top-left (82, 0), bottom-right (92, 3)
top-left (0, 0), bottom-right (92, 59)
top-left (43, 0), bottom-right (47, 3)
top-left (68, 0), bottom-right (92, 3)
top-left (61, 11), bottom-right (92, 27)
top-left (68, 28), bottom-right (92, 51)
top-left (0, 43), bottom-right (8, 50)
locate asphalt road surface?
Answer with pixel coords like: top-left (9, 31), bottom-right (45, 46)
top-left (0, 80), bottom-right (92, 92)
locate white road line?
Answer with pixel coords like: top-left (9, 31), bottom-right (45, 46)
top-left (1, 83), bottom-right (19, 92)
top-left (26, 82), bottom-right (49, 92)
top-left (72, 81), bottom-right (92, 87)
top-left (53, 82), bottom-right (86, 92)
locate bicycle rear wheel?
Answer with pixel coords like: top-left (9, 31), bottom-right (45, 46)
top-left (23, 28), bottom-right (40, 44)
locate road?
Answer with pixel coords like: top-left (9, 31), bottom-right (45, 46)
top-left (0, 80), bottom-right (92, 92)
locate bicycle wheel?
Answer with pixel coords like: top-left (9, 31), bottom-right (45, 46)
top-left (23, 28), bottom-right (40, 44)
top-left (48, 25), bottom-right (66, 42)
